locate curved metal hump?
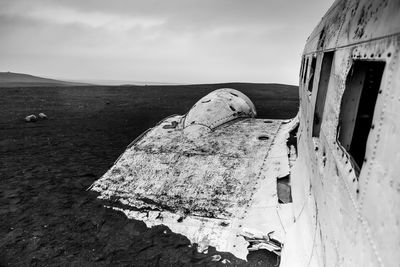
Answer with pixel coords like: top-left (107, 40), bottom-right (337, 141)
top-left (183, 88), bottom-right (256, 137)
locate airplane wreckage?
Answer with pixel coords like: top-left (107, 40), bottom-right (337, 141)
top-left (90, 0), bottom-right (400, 266)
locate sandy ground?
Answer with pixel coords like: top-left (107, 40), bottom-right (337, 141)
top-left (0, 84), bottom-right (298, 266)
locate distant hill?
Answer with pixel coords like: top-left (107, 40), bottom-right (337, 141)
top-left (64, 79), bottom-right (183, 86)
top-left (0, 72), bottom-right (91, 87)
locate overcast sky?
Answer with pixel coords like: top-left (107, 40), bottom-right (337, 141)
top-left (0, 0), bottom-right (334, 85)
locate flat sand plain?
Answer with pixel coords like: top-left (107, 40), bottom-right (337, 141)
top-left (0, 83), bottom-right (298, 266)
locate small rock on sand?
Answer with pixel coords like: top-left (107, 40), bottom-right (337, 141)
top-left (38, 113), bottom-right (47, 119)
top-left (25, 115), bottom-right (37, 122)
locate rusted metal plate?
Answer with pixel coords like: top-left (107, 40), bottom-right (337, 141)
top-left (304, 0), bottom-right (400, 54)
top-left (294, 1), bottom-right (400, 266)
top-left (92, 117), bottom-right (281, 218)
top-left (90, 114), bottom-right (298, 259)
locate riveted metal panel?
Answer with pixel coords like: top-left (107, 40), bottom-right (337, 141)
top-left (297, 3), bottom-right (400, 265)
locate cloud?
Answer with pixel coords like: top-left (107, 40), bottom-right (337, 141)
top-left (29, 7), bottom-right (163, 32)
top-left (0, 0), bottom-right (334, 84)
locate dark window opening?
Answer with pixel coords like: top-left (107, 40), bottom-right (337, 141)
top-left (307, 56), bottom-right (317, 92)
top-left (317, 28), bottom-right (326, 49)
top-left (337, 60), bottom-right (385, 173)
top-left (277, 174), bottom-right (292, 204)
top-left (313, 52), bottom-right (334, 137)
top-left (303, 57), bottom-right (309, 85)
top-left (300, 57), bottom-right (305, 78)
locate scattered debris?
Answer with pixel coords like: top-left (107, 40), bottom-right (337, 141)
top-left (25, 115), bottom-right (37, 123)
top-left (242, 230), bottom-right (282, 256)
top-left (221, 259), bottom-right (231, 264)
top-left (38, 113), bottom-right (47, 119)
top-left (211, 255), bottom-right (221, 261)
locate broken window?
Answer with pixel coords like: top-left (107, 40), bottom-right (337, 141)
top-left (307, 55), bottom-right (317, 92)
top-left (337, 60), bottom-right (385, 173)
top-left (312, 52), bottom-right (334, 137)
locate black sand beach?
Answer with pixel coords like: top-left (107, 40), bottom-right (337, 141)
top-left (0, 83), bottom-right (298, 266)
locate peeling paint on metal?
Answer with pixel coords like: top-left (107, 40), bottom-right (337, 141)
top-left (90, 91), bottom-right (298, 260)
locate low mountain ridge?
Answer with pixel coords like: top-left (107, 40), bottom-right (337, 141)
top-left (0, 72), bottom-right (91, 87)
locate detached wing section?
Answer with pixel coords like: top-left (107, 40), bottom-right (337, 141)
top-left (90, 89), bottom-right (296, 259)
top-left (94, 116), bottom-right (280, 218)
